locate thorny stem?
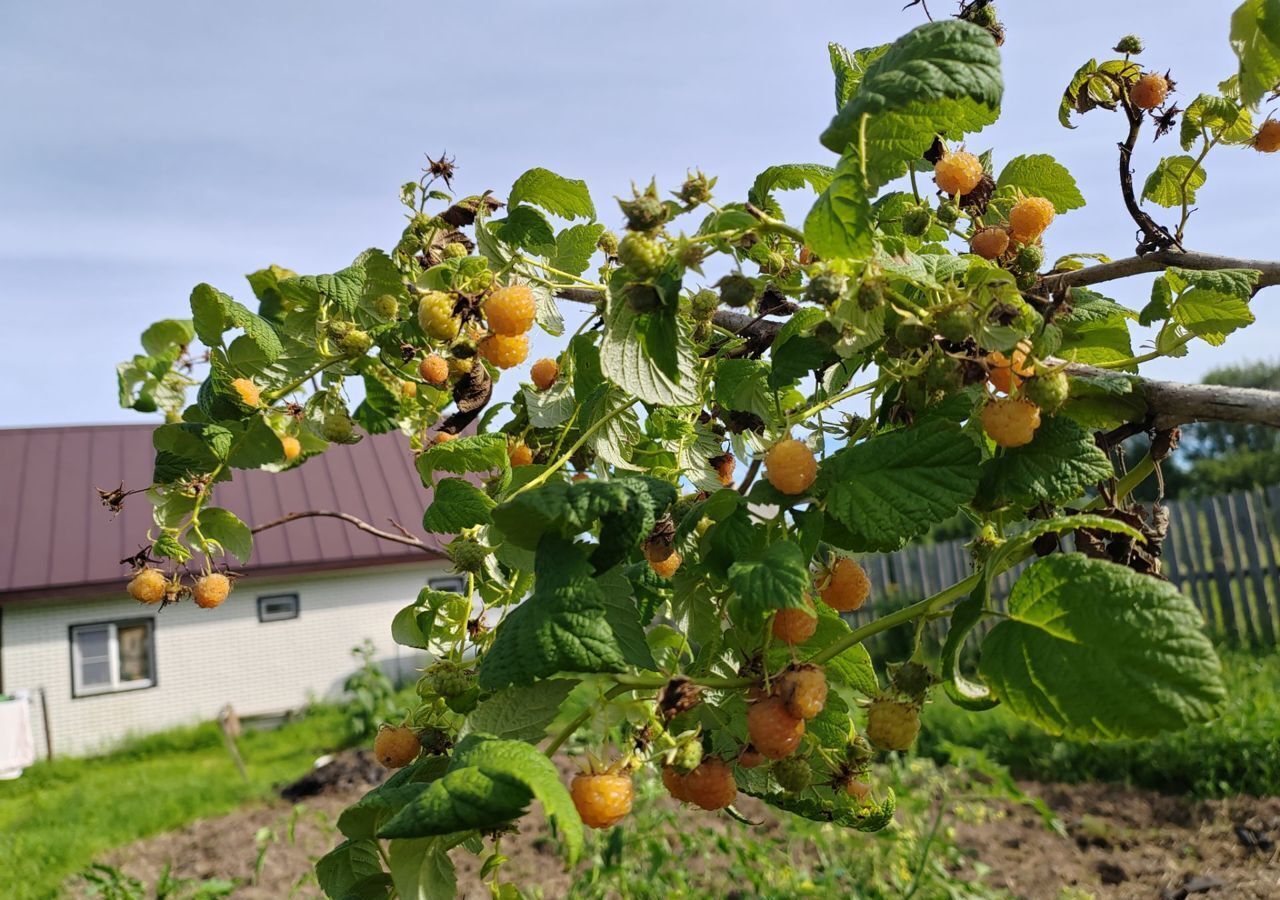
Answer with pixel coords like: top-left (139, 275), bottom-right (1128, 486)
top-left (1115, 84), bottom-right (1181, 254)
top-left (264, 355), bottom-right (353, 403)
top-left (508, 400), bottom-right (635, 498)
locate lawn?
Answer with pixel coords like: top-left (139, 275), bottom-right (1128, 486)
top-left (0, 704), bottom-right (350, 900)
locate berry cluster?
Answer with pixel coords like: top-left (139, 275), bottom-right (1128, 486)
top-left (127, 568), bottom-right (234, 610)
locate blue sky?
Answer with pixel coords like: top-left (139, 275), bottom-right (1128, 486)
top-left (0, 1), bottom-right (1272, 428)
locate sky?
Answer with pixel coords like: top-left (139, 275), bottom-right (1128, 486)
top-left (0, 0), bottom-right (1273, 428)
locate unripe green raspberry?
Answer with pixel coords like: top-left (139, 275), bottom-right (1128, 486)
top-left (804, 272), bottom-right (846, 306)
top-left (373, 294), bottom-right (399, 318)
top-left (677, 170), bottom-right (715, 207)
top-left (618, 186), bottom-right (668, 232)
top-left (891, 661), bottom-right (938, 703)
top-left (421, 661), bottom-right (474, 699)
top-left (338, 329), bottom-right (374, 355)
top-left (894, 320), bottom-right (934, 350)
top-left (673, 740), bottom-right (704, 775)
top-left (441, 242), bottom-right (468, 259)
top-left (1014, 244), bottom-right (1045, 275)
top-left (446, 536), bottom-right (489, 573)
top-left (857, 280), bottom-right (884, 311)
top-left (971, 3), bottom-right (998, 28)
top-left (690, 289), bottom-right (720, 320)
top-left (1023, 369), bottom-right (1070, 412)
top-left (923, 355), bottom-right (963, 393)
top-left (901, 205), bottom-right (932, 237)
top-left (322, 414), bottom-right (354, 442)
top-left (326, 319), bottom-right (354, 341)
top-left (1114, 34), bottom-right (1143, 55)
top-left (717, 273), bottom-right (756, 308)
top-left (617, 232), bottom-right (667, 278)
top-left (772, 757), bottom-right (812, 793)
top-left (936, 201), bottom-right (961, 226)
top-left (935, 309), bottom-right (973, 343)
top-left (597, 230), bottom-right (619, 257)
top-left (1016, 269), bottom-right (1039, 291)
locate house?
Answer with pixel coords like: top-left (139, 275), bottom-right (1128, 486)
top-left (0, 424), bottom-right (459, 759)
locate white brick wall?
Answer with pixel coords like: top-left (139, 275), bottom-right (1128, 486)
top-left (0, 562), bottom-right (456, 757)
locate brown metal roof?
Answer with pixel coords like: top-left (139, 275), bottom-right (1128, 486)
top-left (0, 424), bottom-right (445, 601)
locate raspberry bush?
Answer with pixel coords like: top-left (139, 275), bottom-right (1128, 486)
top-left (108, 4), bottom-right (1280, 896)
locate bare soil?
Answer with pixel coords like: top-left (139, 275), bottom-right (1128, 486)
top-left (93, 752), bottom-right (1280, 899)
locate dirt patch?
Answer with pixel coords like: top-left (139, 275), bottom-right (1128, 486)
top-left (952, 782), bottom-right (1280, 898)
top-left (91, 760), bottom-right (1279, 898)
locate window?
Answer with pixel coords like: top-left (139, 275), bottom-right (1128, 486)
top-left (70, 619), bottom-right (155, 697)
top-left (428, 576), bottom-right (466, 593)
top-left (257, 593), bottom-right (300, 622)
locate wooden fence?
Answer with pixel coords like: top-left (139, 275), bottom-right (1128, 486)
top-left (847, 486), bottom-right (1280, 646)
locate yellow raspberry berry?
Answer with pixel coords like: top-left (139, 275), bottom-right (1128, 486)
top-left (531, 358), bottom-right (559, 390)
top-left (417, 290), bottom-right (461, 341)
top-left (571, 772), bottom-right (633, 828)
top-left (374, 725), bottom-right (420, 768)
top-left (746, 696), bottom-right (805, 760)
top-left (127, 568), bottom-right (167, 604)
top-left (434, 432), bottom-right (456, 444)
top-left (418, 354), bottom-right (449, 386)
top-left (484, 284), bottom-right (537, 335)
top-left (478, 333), bottom-right (529, 369)
top-left (981, 397), bottom-right (1042, 448)
top-left (509, 442), bottom-right (534, 467)
top-left (649, 550), bottom-right (682, 579)
top-left (934, 150), bottom-right (984, 196)
top-left (231, 377), bottom-right (261, 408)
top-left (373, 293), bottom-right (399, 318)
top-left (712, 453), bottom-right (736, 487)
top-left (401, 380), bottom-right (417, 399)
top-left (842, 778), bottom-right (873, 803)
top-left (772, 596), bottom-right (818, 646)
top-left (986, 345), bottom-right (1033, 395)
top-left (1131, 72), bottom-right (1169, 110)
top-left (1008, 197), bottom-right (1055, 244)
top-left (866, 699), bottom-right (921, 752)
top-left (764, 439), bottom-right (817, 496)
top-left (970, 227), bottom-right (1010, 260)
top-left (818, 557), bottom-right (871, 613)
top-left (777, 664), bottom-right (828, 721)
top-left (1253, 119), bottom-right (1280, 153)
top-left (193, 573), bottom-right (232, 609)
top-left (680, 758), bottom-right (738, 811)
top-left (280, 436), bottom-right (302, 461)
top-left (738, 746), bottom-right (765, 769)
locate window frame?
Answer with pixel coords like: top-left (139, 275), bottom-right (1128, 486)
top-left (428, 575), bottom-right (466, 594)
top-left (256, 593), bottom-right (300, 623)
top-left (69, 617), bottom-right (157, 699)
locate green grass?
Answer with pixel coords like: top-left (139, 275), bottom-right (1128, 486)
top-left (918, 648), bottom-right (1280, 798)
top-left (0, 704), bottom-right (351, 900)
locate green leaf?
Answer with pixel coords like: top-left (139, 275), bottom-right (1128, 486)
top-left (152, 423), bottom-right (232, 481)
top-left (189, 283), bottom-right (283, 361)
top-left (478, 538), bottom-right (630, 690)
top-left (1142, 155), bottom-right (1207, 208)
top-left (388, 839), bottom-right (455, 900)
top-left (378, 734), bottom-right (584, 865)
top-left (821, 419), bottom-right (980, 552)
top-left (1166, 267), bottom-right (1260, 346)
top-left (523, 380), bottom-right (576, 428)
top-left (829, 42), bottom-right (891, 109)
top-left (979, 555), bottom-right (1226, 739)
top-left (550, 223), bottom-right (605, 276)
top-left (747, 163), bottom-right (836, 215)
top-left (713, 359), bottom-right (774, 421)
top-left (728, 541), bottom-right (812, 620)
top-left (140, 319), bottom-right (195, 356)
top-left (979, 416), bottom-right (1113, 508)
top-left (463, 680), bottom-right (577, 742)
top-left (338, 783), bottom-right (431, 841)
top-left (820, 20), bottom-right (1003, 189)
top-left (1061, 372), bottom-right (1147, 430)
top-left (1056, 294), bottom-right (1135, 369)
top-left (199, 507), bottom-right (253, 564)
top-left (494, 206), bottom-right (557, 256)
top-left (315, 839), bottom-right (389, 900)
top-left (1230, 0), bottom-right (1280, 107)
top-left (415, 434), bottom-right (510, 487)
top-left (804, 150), bottom-right (874, 260)
top-left (994, 155), bottom-right (1085, 213)
top-left (421, 478), bottom-right (494, 533)
top-left (1180, 93), bottom-right (1254, 150)
top-left (599, 301), bottom-right (699, 406)
top-left (509, 167), bottom-right (595, 220)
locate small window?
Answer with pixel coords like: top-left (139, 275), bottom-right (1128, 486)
top-left (70, 619), bottom-right (155, 697)
top-left (257, 593), bottom-right (300, 622)
top-left (428, 576), bottom-right (466, 594)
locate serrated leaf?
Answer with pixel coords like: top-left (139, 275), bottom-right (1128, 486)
top-left (416, 434), bottom-right (509, 487)
top-left (728, 541), bottom-right (812, 619)
top-left (1180, 93), bottom-right (1254, 150)
top-left (1142, 155), bottom-right (1207, 208)
top-left (599, 300), bottom-right (699, 406)
top-left (509, 167), bottom-right (595, 220)
top-left (378, 734), bottom-right (583, 864)
top-left (494, 205), bottom-right (557, 256)
top-left (141, 319), bottom-right (195, 356)
top-left (199, 507), bottom-right (253, 564)
top-left (821, 419), bottom-right (980, 552)
top-left (339, 783), bottom-right (431, 841)
top-left (523, 379), bottom-right (576, 428)
top-left (979, 555), bottom-right (1226, 739)
top-left (829, 42), bottom-right (891, 109)
top-left (550, 222), bottom-right (605, 276)
top-left (316, 840), bottom-right (388, 900)
top-left (463, 680), bottom-right (577, 741)
top-left (190, 284), bottom-right (283, 361)
top-left (388, 838), bottom-right (455, 900)
top-left (820, 21), bottom-right (1003, 189)
top-left (994, 155), bottom-right (1085, 213)
top-left (979, 416), bottom-right (1113, 507)
top-left (747, 163), bottom-right (836, 215)
top-left (804, 149), bottom-right (874, 260)
top-left (421, 478), bottom-right (494, 533)
top-left (1172, 292), bottom-right (1255, 346)
top-left (1230, 0), bottom-right (1280, 107)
